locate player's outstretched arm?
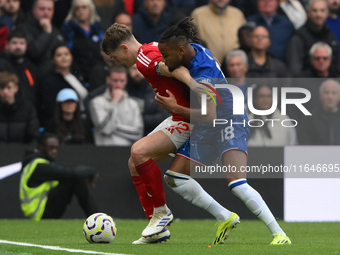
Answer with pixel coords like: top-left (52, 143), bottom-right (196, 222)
top-left (155, 90), bottom-right (216, 123)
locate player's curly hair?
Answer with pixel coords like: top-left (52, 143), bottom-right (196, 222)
top-left (159, 17), bottom-right (201, 45)
top-left (101, 23), bottom-right (133, 55)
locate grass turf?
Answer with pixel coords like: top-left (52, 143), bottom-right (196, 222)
top-left (0, 219), bottom-right (339, 255)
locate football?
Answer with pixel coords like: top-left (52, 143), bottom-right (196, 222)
top-left (83, 213), bottom-right (117, 243)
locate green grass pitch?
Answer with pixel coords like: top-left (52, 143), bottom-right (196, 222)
top-left (0, 219), bottom-right (339, 255)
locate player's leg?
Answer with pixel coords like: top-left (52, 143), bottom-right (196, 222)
top-left (130, 154), bottom-right (172, 245)
top-left (130, 131), bottom-right (175, 236)
top-left (222, 149), bottom-right (291, 245)
top-left (164, 146), bottom-right (233, 223)
top-left (163, 137), bottom-right (237, 244)
top-left (129, 153), bottom-right (169, 221)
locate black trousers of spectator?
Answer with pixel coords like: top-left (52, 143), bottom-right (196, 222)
top-left (42, 177), bottom-right (98, 219)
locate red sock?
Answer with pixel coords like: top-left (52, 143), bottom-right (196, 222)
top-left (135, 159), bottom-right (166, 208)
top-left (132, 176), bottom-right (153, 220)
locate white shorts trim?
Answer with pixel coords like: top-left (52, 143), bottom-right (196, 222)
top-left (148, 116), bottom-right (193, 149)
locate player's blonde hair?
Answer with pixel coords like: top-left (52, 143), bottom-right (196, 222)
top-left (65, 0), bottom-right (101, 24)
top-left (101, 23), bottom-right (133, 55)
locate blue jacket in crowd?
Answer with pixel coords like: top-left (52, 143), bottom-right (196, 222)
top-left (247, 13), bottom-right (295, 63)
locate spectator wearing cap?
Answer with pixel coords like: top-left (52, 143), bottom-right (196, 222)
top-left (298, 79), bottom-right (340, 145)
top-left (18, 0), bottom-right (64, 76)
top-left (61, 0), bottom-right (104, 84)
top-left (44, 88), bottom-right (93, 144)
top-left (0, 71), bottom-right (39, 143)
top-left (39, 45), bottom-right (88, 127)
top-left (191, 0), bottom-right (246, 63)
top-left (287, 0), bottom-right (340, 77)
top-left (89, 65), bottom-right (143, 146)
top-left (0, 0), bottom-right (26, 30)
top-left (0, 29), bottom-right (39, 106)
top-left (247, 0), bottom-right (295, 63)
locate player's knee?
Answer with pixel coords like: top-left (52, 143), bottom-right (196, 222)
top-left (130, 143), bottom-right (147, 164)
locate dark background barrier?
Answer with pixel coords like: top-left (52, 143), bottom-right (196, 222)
top-left (0, 145), bottom-right (283, 220)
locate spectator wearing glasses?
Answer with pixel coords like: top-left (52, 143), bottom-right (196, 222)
top-left (287, 0), bottom-right (340, 77)
top-left (246, 26), bottom-right (290, 78)
top-left (300, 41), bottom-right (340, 77)
top-left (247, 0), bottom-right (295, 63)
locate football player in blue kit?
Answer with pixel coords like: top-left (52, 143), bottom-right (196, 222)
top-left (155, 17), bottom-right (291, 245)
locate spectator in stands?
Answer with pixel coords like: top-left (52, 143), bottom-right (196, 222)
top-left (115, 12), bottom-right (132, 32)
top-left (247, 84), bottom-right (298, 146)
top-left (0, 71), bottom-right (39, 143)
top-left (86, 64), bottom-right (169, 135)
top-left (298, 79), bottom-right (340, 145)
top-left (224, 50), bottom-right (248, 103)
top-left (61, 0), bottom-right (104, 84)
top-left (221, 22), bottom-right (255, 71)
top-left (126, 64), bottom-right (169, 136)
top-left (39, 45), bottom-right (88, 127)
top-left (326, 0), bottom-right (340, 51)
top-left (191, 0), bottom-right (246, 63)
top-left (0, 29), bottom-right (39, 106)
top-left (19, 0), bottom-right (64, 76)
top-left (247, 0), bottom-right (295, 63)
top-left (300, 42), bottom-right (340, 77)
top-left (0, 0), bottom-right (25, 30)
top-left (246, 26), bottom-right (290, 78)
top-left (45, 89), bottom-right (93, 145)
top-left (287, 0), bottom-right (340, 77)
top-left (132, 0), bottom-right (171, 44)
top-left (237, 22), bottom-right (256, 54)
top-left (278, 0), bottom-right (307, 29)
top-left (19, 0), bottom-right (72, 28)
top-left (90, 65), bottom-right (143, 146)
top-left (19, 132), bottom-right (98, 220)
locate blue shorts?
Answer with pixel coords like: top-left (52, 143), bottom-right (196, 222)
top-left (177, 117), bottom-right (250, 166)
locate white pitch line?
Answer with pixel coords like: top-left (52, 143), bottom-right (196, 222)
top-left (0, 240), bottom-right (130, 255)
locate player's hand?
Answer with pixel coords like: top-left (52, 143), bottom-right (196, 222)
top-left (111, 89), bottom-right (125, 103)
top-left (155, 90), bottom-right (177, 112)
top-left (88, 174), bottom-right (99, 188)
top-left (40, 18), bottom-right (52, 33)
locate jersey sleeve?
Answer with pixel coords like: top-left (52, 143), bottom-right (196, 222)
top-left (137, 47), bottom-right (162, 76)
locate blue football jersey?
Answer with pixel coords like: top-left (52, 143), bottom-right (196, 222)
top-left (187, 43), bottom-right (246, 119)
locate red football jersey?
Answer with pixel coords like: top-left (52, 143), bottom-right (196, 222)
top-left (136, 42), bottom-right (191, 122)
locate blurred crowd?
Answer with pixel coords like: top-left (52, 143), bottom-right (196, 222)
top-left (1, 0), bottom-right (340, 147)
